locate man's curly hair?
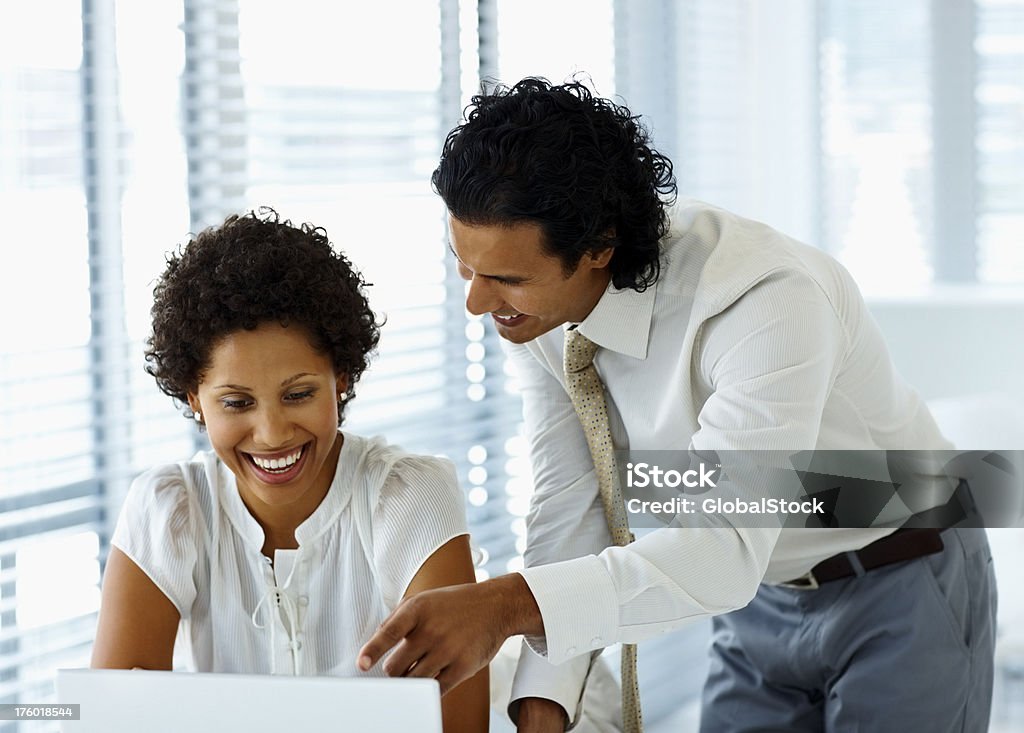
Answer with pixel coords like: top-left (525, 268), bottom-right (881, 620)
top-left (144, 209), bottom-right (380, 424)
top-left (432, 77), bottom-right (677, 291)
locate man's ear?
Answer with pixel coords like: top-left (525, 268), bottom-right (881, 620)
top-left (587, 227), bottom-right (617, 269)
top-left (585, 245), bottom-right (615, 270)
top-left (593, 246), bottom-right (614, 268)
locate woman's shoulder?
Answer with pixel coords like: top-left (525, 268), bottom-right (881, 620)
top-left (123, 449), bottom-right (222, 521)
top-left (113, 453), bottom-right (219, 569)
top-left (348, 435), bottom-right (469, 607)
top-left (352, 433), bottom-right (454, 486)
top-left (342, 432), bottom-right (460, 511)
top-left (127, 461), bottom-right (187, 506)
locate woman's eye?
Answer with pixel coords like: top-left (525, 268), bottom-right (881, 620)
top-left (285, 390), bottom-right (315, 402)
top-left (221, 398), bottom-right (252, 411)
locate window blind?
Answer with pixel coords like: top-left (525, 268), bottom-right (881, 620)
top-left (819, 0), bottom-right (935, 292)
top-left (230, 0), bottom-right (520, 581)
top-left (819, 0), bottom-right (1024, 290)
top-left (976, 0), bottom-right (1024, 284)
top-left (0, 0), bottom-right (110, 727)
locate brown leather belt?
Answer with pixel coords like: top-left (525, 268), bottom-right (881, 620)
top-left (778, 528), bottom-right (946, 590)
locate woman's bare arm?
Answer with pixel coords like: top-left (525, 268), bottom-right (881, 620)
top-left (402, 535), bottom-right (490, 733)
top-left (91, 547), bottom-right (180, 670)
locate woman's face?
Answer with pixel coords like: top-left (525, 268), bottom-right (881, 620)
top-left (188, 323), bottom-right (347, 527)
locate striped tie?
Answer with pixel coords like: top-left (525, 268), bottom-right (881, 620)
top-left (563, 327), bottom-right (643, 733)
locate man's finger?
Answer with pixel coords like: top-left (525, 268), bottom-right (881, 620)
top-left (436, 665), bottom-right (471, 698)
top-left (357, 605), bottom-right (416, 671)
top-left (402, 650), bottom-right (444, 680)
top-left (382, 637), bottom-right (430, 678)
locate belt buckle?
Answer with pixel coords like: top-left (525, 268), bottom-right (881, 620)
top-left (778, 570), bottom-right (820, 590)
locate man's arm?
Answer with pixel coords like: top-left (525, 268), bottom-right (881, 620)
top-left (503, 338), bottom-right (617, 729)
top-left (360, 271), bottom-right (846, 708)
top-left (515, 270), bottom-right (845, 662)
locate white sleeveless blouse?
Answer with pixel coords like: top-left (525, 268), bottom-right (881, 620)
top-left (111, 431), bottom-right (468, 676)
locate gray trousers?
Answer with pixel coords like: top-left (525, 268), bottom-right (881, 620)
top-left (700, 528), bottom-right (997, 732)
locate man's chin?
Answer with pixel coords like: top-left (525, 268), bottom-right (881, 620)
top-left (493, 317), bottom-right (562, 344)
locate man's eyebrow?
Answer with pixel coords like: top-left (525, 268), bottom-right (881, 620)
top-left (446, 244), bottom-right (530, 283)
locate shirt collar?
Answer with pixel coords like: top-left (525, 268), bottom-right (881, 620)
top-left (294, 430), bottom-right (357, 544)
top-left (574, 279), bottom-right (656, 360)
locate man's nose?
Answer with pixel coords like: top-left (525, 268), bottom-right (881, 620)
top-left (464, 276), bottom-right (503, 316)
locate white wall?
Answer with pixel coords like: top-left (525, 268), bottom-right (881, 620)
top-left (867, 290), bottom-right (1024, 403)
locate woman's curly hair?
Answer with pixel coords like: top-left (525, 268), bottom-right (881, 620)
top-left (144, 209), bottom-right (380, 424)
top-left (432, 77), bottom-right (677, 291)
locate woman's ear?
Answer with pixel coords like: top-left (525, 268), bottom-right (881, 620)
top-left (336, 374), bottom-right (350, 402)
top-left (187, 393), bottom-right (201, 415)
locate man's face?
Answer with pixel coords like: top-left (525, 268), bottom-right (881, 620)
top-left (448, 215), bottom-right (613, 344)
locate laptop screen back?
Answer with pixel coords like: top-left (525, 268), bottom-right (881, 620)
top-left (56, 669), bottom-right (442, 733)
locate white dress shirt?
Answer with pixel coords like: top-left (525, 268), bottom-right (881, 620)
top-left (112, 431), bottom-right (468, 676)
top-left (506, 200), bottom-right (953, 725)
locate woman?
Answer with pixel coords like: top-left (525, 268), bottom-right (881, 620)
top-left (91, 209), bottom-right (489, 732)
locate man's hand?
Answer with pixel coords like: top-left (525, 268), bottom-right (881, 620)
top-left (516, 697), bottom-right (568, 732)
top-left (358, 573), bottom-right (543, 695)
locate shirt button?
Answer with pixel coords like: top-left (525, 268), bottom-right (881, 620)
top-left (566, 646), bottom-right (577, 656)
top-left (299, 595), bottom-right (309, 606)
top-left (590, 636), bottom-right (602, 646)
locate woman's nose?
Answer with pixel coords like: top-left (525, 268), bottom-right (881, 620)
top-left (252, 407), bottom-right (295, 448)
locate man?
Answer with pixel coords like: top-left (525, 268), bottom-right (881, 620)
top-left (358, 78), bottom-right (996, 732)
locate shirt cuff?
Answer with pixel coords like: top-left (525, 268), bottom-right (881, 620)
top-left (517, 555), bottom-right (619, 665)
top-left (508, 640), bottom-right (594, 730)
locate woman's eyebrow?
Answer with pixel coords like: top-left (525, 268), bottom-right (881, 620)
top-left (280, 372), bottom-right (316, 387)
top-left (212, 373), bottom-right (317, 391)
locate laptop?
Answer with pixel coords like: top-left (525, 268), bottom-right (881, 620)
top-left (56, 669), bottom-right (442, 733)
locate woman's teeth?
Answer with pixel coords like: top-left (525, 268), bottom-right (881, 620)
top-left (251, 446), bottom-right (303, 472)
